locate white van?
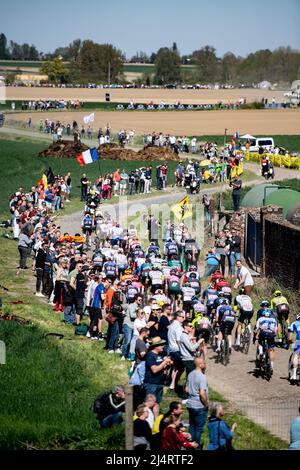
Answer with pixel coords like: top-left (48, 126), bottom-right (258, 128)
top-left (242, 137), bottom-right (275, 153)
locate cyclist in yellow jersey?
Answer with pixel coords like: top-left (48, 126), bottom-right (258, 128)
top-left (270, 290), bottom-right (290, 342)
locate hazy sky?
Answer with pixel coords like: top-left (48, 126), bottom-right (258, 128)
top-left (1, 0), bottom-right (300, 59)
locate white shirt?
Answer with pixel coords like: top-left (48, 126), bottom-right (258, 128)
top-left (133, 318), bottom-right (147, 336)
top-left (237, 266), bottom-right (254, 287)
top-left (168, 320), bottom-right (183, 353)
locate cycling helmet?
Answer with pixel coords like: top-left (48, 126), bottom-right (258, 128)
top-left (170, 268), bottom-right (177, 275)
top-left (189, 272), bottom-right (197, 279)
top-left (296, 313), bottom-right (300, 321)
top-left (124, 268), bottom-right (132, 274)
top-left (261, 300), bottom-right (270, 308)
top-left (218, 291), bottom-right (225, 297)
top-left (273, 290), bottom-right (282, 297)
top-left (239, 288), bottom-right (245, 295)
top-left (189, 265), bottom-right (197, 271)
top-left (161, 259), bottom-right (168, 265)
top-left (220, 298), bottom-right (229, 305)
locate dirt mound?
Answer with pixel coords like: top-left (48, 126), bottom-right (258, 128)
top-left (38, 140), bottom-right (90, 159)
top-left (97, 143), bottom-right (177, 161)
top-left (137, 145), bottom-right (178, 161)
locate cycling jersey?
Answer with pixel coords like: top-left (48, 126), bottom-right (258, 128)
top-left (168, 259), bottom-right (182, 271)
top-left (101, 247), bottom-right (113, 260)
top-left (82, 216), bottom-right (93, 229)
top-left (196, 316), bottom-right (212, 330)
top-left (126, 285), bottom-right (139, 303)
top-left (149, 270), bottom-right (163, 286)
top-left (92, 253), bottom-right (104, 267)
top-left (103, 261), bottom-right (117, 278)
top-left (235, 294), bottom-right (253, 312)
top-left (288, 321), bottom-right (300, 341)
top-left (271, 295), bottom-right (289, 311)
top-left (192, 301), bottom-right (207, 315)
top-left (182, 286), bottom-right (196, 302)
top-left (202, 287), bottom-right (218, 306)
top-left (141, 262), bottom-right (152, 278)
top-left (162, 266), bottom-right (172, 280)
top-left (188, 279), bottom-right (201, 294)
top-left (165, 242), bottom-right (178, 257)
top-left (133, 248), bottom-right (144, 258)
top-left (147, 245), bottom-right (160, 256)
top-left (168, 275), bottom-right (181, 293)
top-left (255, 316), bottom-right (278, 334)
top-left (115, 254), bottom-right (128, 268)
top-left (216, 305), bottom-right (236, 324)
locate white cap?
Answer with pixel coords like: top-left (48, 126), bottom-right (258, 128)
top-left (143, 306), bottom-right (151, 315)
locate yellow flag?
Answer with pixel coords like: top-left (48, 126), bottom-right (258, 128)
top-left (171, 195), bottom-right (193, 221)
top-left (42, 174), bottom-right (48, 190)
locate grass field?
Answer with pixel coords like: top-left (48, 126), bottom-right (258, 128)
top-left (0, 138), bottom-right (183, 218)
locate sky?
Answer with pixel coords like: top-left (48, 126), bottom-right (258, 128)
top-left (1, 0), bottom-right (300, 59)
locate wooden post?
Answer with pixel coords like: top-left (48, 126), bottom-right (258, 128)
top-left (125, 385), bottom-right (133, 450)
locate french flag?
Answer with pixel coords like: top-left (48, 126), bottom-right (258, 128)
top-left (76, 148), bottom-right (99, 166)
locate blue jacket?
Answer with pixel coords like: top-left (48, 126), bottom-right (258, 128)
top-left (289, 416), bottom-right (300, 450)
top-left (207, 417), bottom-right (234, 450)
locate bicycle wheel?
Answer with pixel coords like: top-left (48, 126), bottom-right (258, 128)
top-left (281, 320), bottom-right (289, 348)
top-left (223, 335), bottom-right (230, 366)
top-left (242, 327), bottom-right (251, 355)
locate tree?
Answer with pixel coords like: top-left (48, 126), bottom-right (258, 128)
top-left (154, 46), bottom-right (181, 85)
top-left (78, 41), bottom-right (124, 83)
top-left (40, 58), bottom-right (69, 84)
top-left (191, 45), bottom-right (218, 82)
top-left (0, 33), bottom-right (9, 59)
top-left (221, 52), bottom-right (240, 83)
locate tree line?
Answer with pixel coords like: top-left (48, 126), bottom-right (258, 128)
top-left (1, 33), bottom-right (299, 85)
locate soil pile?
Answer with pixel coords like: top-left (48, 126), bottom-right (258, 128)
top-left (38, 140), bottom-right (90, 159)
top-left (137, 145), bottom-right (178, 161)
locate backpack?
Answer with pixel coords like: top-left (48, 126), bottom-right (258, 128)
top-left (93, 392), bottom-right (108, 416)
top-left (74, 324), bottom-right (88, 336)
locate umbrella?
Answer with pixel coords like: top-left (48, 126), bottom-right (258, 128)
top-left (200, 159), bottom-right (211, 167)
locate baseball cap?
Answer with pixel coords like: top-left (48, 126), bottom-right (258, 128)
top-left (152, 304), bottom-right (161, 310)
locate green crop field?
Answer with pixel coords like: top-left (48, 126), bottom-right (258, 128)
top-left (0, 138), bottom-right (181, 217)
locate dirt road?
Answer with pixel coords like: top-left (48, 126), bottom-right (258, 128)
top-left (5, 86), bottom-right (288, 104)
top-left (6, 107), bottom-right (300, 136)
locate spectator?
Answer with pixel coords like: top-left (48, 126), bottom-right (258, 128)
top-left (80, 174), bottom-right (89, 201)
top-left (289, 406), bottom-right (300, 450)
top-left (144, 336), bottom-right (173, 404)
top-left (226, 229), bottom-right (241, 277)
top-left (94, 385), bottom-right (125, 428)
top-left (203, 248), bottom-right (220, 277)
top-left (229, 175), bottom-right (242, 211)
top-left (133, 404), bottom-right (152, 450)
top-left (18, 229), bottom-right (33, 270)
top-left (186, 356), bottom-right (209, 449)
top-left (207, 402), bottom-right (237, 450)
top-left (234, 260), bottom-right (254, 296)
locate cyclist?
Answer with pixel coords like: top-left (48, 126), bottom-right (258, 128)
top-left (114, 248), bottom-right (128, 276)
top-left (103, 255), bottom-right (118, 281)
top-left (125, 279), bottom-right (139, 303)
top-left (148, 265), bottom-right (163, 294)
top-left (288, 313), bottom-right (300, 383)
top-left (168, 254), bottom-right (182, 273)
top-left (166, 268), bottom-right (181, 308)
top-left (192, 296), bottom-right (207, 317)
top-left (147, 241), bottom-right (160, 258)
top-left (164, 238), bottom-right (179, 260)
top-left (181, 281), bottom-right (196, 318)
top-left (140, 257), bottom-right (152, 284)
top-left (234, 288), bottom-right (254, 347)
top-left (256, 300), bottom-right (275, 321)
top-left (202, 284), bottom-right (219, 318)
top-left (192, 310), bottom-right (212, 359)
top-left (253, 309), bottom-right (278, 374)
top-left (215, 299), bottom-right (236, 354)
top-left (271, 290), bottom-right (290, 344)
top-left (82, 212), bottom-right (94, 246)
top-left (215, 276), bottom-right (232, 304)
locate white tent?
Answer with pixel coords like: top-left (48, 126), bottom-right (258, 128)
top-left (240, 134), bottom-right (256, 140)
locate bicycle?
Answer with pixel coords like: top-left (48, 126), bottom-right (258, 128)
top-left (217, 324), bottom-right (230, 366)
top-left (0, 313), bottom-right (30, 325)
top-left (256, 337), bottom-right (273, 381)
top-left (278, 316), bottom-right (289, 349)
top-left (239, 318), bottom-right (252, 355)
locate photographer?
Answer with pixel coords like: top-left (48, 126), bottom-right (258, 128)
top-left (229, 175), bottom-right (242, 212)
